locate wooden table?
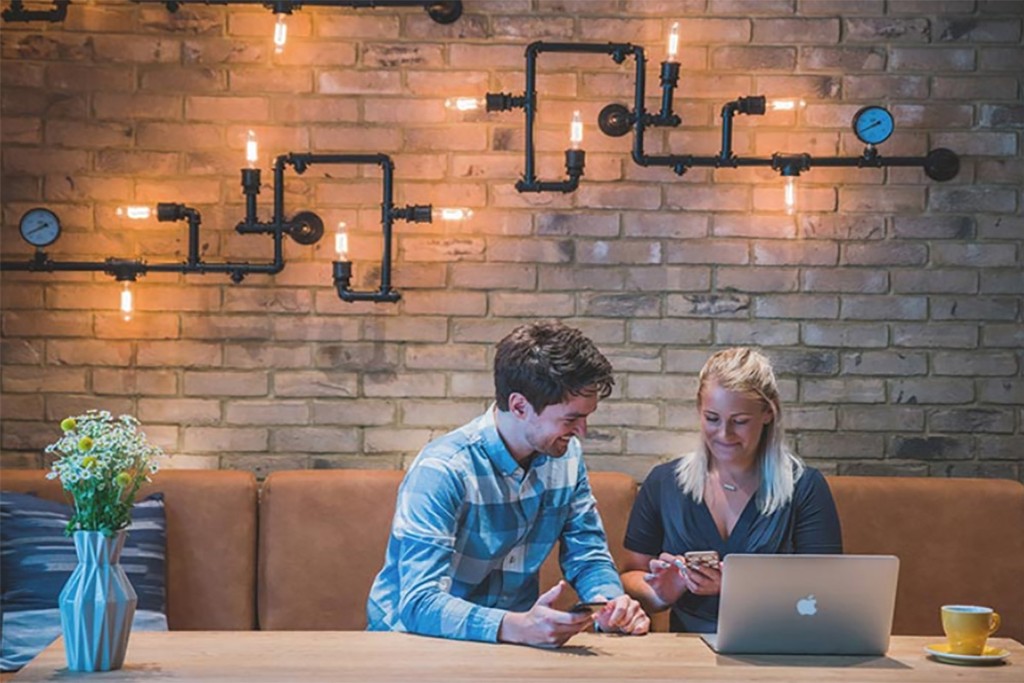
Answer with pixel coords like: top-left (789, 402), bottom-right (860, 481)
top-left (13, 632), bottom-right (1022, 682)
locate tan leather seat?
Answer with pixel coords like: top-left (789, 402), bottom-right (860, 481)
top-left (827, 475), bottom-right (1024, 641)
top-left (1, 470), bottom-right (258, 630)
top-left (258, 469), bottom-right (638, 630)
top-left (258, 470), bottom-right (403, 630)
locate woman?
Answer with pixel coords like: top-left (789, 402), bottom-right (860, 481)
top-left (621, 347), bottom-right (842, 632)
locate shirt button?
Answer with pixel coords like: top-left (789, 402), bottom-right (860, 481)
top-left (438, 577), bottom-right (452, 592)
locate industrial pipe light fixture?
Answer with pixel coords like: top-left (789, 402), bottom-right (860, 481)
top-left (459, 25), bottom-right (960, 204)
top-left (1, 132), bottom-right (473, 309)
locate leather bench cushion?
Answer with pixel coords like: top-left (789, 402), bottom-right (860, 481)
top-left (827, 475), bottom-right (1024, 641)
top-left (257, 470), bottom-right (638, 631)
top-left (0, 470), bottom-right (258, 631)
top-left (258, 470), bottom-right (403, 630)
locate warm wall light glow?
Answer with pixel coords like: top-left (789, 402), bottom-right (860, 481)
top-left (444, 97), bottom-right (484, 112)
top-left (246, 130), bottom-right (258, 169)
top-left (437, 207), bottom-right (474, 221)
top-left (335, 222), bottom-right (348, 260)
top-left (570, 110), bottom-right (583, 150)
top-left (784, 176), bottom-right (797, 215)
top-left (120, 281), bottom-right (133, 322)
top-left (273, 13), bottom-right (288, 54)
top-left (116, 206), bottom-right (152, 220)
top-left (770, 99), bottom-right (807, 111)
top-left (667, 21), bottom-right (680, 62)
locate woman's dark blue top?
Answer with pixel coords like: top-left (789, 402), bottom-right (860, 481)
top-left (624, 460), bottom-right (843, 633)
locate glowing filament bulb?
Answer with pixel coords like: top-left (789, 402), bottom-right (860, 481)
top-left (770, 99), bottom-right (806, 111)
top-left (784, 176), bottom-right (797, 215)
top-left (335, 222), bottom-right (348, 260)
top-left (246, 129), bottom-right (258, 169)
top-left (273, 13), bottom-right (288, 54)
top-left (120, 281), bottom-right (134, 322)
top-left (116, 206), bottom-right (152, 220)
top-left (437, 207), bottom-right (474, 221)
top-left (570, 110), bottom-right (583, 150)
top-left (667, 21), bottom-right (680, 62)
top-left (444, 97), bottom-right (484, 112)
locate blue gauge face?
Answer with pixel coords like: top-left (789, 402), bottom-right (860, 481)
top-left (19, 207), bottom-right (61, 247)
top-left (852, 106), bottom-right (895, 145)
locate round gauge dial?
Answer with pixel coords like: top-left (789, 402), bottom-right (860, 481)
top-left (852, 106), bottom-right (895, 146)
top-left (18, 207), bottom-right (62, 248)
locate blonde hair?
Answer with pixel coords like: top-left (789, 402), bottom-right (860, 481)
top-left (674, 347), bottom-right (804, 515)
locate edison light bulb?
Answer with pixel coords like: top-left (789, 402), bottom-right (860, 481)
top-left (120, 281), bottom-right (134, 322)
top-left (770, 99), bottom-right (806, 112)
top-left (437, 207), bottom-right (474, 221)
top-left (784, 176), bottom-right (797, 215)
top-left (569, 110), bottom-right (583, 150)
top-left (246, 129), bottom-right (258, 169)
top-left (116, 206), bottom-right (152, 220)
top-left (273, 13), bottom-right (288, 54)
top-left (335, 222), bottom-right (348, 260)
top-left (667, 21), bottom-right (680, 62)
top-left (444, 97), bottom-right (484, 112)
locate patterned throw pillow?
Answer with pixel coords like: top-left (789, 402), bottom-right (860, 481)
top-left (0, 491), bottom-right (169, 671)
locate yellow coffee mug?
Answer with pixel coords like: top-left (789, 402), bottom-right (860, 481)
top-left (941, 605), bottom-right (1001, 656)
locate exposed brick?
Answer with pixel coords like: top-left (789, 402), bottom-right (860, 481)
top-left (580, 293), bottom-right (660, 318)
top-left (982, 324), bottom-right (1024, 348)
top-left (718, 267), bottom-right (798, 293)
top-left (755, 294), bottom-right (837, 319)
top-left (890, 436), bottom-right (971, 461)
top-left (933, 185), bottom-right (1019, 211)
top-left (891, 270), bottom-right (977, 294)
top-left (932, 76), bottom-right (1019, 100)
top-left (314, 343), bottom-right (399, 372)
top-left (933, 132), bottom-right (1019, 157)
top-left (931, 462), bottom-right (1020, 479)
top-left (933, 351), bottom-right (1019, 376)
top-left (892, 323), bottom-right (978, 349)
top-left (842, 243), bottom-right (927, 266)
top-left (364, 372), bottom-right (446, 398)
top-left (980, 270), bottom-right (1024, 295)
top-left (842, 351), bottom-right (927, 376)
top-left (976, 436), bottom-right (1024, 460)
top-left (844, 17), bottom-right (930, 43)
top-left (399, 400), bottom-right (487, 428)
top-left (139, 398), bottom-right (222, 425)
top-left (184, 427), bottom-right (267, 453)
top-left (890, 378), bottom-right (974, 404)
top-left (840, 295), bottom-right (926, 321)
top-left (978, 379), bottom-right (1024, 405)
top-left (405, 345), bottom-right (488, 371)
top-left (311, 399), bottom-right (396, 426)
top-left (801, 269), bottom-right (887, 293)
top-left (929, 408), bottom-right (1016, 434)
top-left (840, 406), bottom-right (925, 431)
top-left (272, 427), bottom-right (359, 454)
top-left (802, 323), bottom-right (887, 348)
top-left (274, 371), bottom-right (358, 398)
top-left (92, 369), bottom-right (177, 396)
top-left (934, 17), bottom-right (1022, 43)
top-left (931, 296), bottom-right (1019, 321)
top-left (798, 433), bottom-right (885, 459)
top-left (716, 321), bottom-right (800, 346)
top-left (799, 47), bottom-right (885, 71)
top-left (184, 371), bottom-right (268, 397)
top-left (491, 293), bottom-right (574, 318)
top-left (890, 48), bottom-right (976, 72)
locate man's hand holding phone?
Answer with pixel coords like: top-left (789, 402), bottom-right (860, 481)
top-left (498, 580), bottom-right (593, 648)
top-left (587, 594), bottom-right (650, 636)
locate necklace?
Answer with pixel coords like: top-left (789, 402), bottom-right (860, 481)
top-left (721, 482), bottom-right (738, 492)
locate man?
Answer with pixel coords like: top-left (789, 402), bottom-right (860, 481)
top-left (367, 320), bottom-right (650, 647)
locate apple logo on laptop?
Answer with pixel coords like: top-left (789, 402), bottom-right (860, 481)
top-left (796, 594), bottom-right (817, 616)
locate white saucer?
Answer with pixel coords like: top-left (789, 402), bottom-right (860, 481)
top-left (924, 643), bottom-right (1010, 665)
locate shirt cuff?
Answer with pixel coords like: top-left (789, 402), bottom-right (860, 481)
top-left (468, 604), bottom-right (506, 643)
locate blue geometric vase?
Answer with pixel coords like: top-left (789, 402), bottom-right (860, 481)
top-left (58, 530), bottom-right (137, 672)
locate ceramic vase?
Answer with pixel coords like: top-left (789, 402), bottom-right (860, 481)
top-left (58, 530), bottom-right (137, 672)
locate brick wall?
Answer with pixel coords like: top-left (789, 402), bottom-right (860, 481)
top-left (1, 0), bottom-right (1021, 481)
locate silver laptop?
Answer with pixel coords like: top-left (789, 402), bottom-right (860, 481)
top-left (702, 554), bottom-right (899, 656)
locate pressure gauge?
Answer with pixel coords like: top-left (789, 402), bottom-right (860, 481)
top-left (18, 207), bottom-right (62, 248)
top-left (852, 106), bottom-right (895, 146)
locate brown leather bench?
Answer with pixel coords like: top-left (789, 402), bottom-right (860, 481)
top-left (828, 475), bottom-right (1024, 642)
top-left (256, 470), bottom-right (638, 630)
top-left (1, 469), bottom-right (259, 631)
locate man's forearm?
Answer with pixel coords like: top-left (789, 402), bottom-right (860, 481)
top-left (621, 569), bottom-right (675, 614)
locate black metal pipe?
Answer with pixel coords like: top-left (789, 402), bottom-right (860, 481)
top-left (1, 0), bottom-right (68, 23)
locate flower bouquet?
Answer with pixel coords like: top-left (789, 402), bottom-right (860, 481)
top-left (45, 410), bottom-right (163, 671)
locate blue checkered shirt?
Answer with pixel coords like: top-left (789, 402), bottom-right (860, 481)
top-left (366, 408), bottom-right (623, 642)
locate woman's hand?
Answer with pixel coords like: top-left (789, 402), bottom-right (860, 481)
top-left (680, 560), bottom-right (722, 597)
top-left (642, 552), bottom-right (688, 603)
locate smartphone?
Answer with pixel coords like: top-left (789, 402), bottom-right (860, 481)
top-left (683, 550), bottom-right (720, 570)
top-left (569, 600), bottom-right (608, 613)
